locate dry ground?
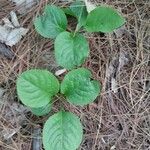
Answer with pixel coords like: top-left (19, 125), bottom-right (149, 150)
top-left (0, 0), bottom-right (150, 150)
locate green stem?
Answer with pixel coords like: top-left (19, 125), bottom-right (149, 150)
top-left (73, 24), bottom-right (81, 37)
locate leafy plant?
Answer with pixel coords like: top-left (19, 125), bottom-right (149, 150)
top-left (16, 1), bottom-right (125, 150)
top-left (17, 68), bottom-right (100, 150)
top-left (34, 3), bottom-right (125, 69)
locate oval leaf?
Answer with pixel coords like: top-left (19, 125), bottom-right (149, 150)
top-left (43, 111), bottom-right (83, 150)
top-left (34, 5), bottom-right (67, 38)
top-left (17, 69), bottom-right (59, 108)
top-left (61, 68), bottom-right (101, 106)
top-left (30, 103), bottom-right (52, 116)
top-left (55, 31), bottom-right (89, 70)
top-left (85, 6), bottom-right (125, 33)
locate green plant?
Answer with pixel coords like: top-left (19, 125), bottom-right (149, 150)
top-left (17, 68), bottom-right (100, 150)
top-left (16, 1), bottom-right (125, 150)
top-left (34, 2), bottom-right (125, 70)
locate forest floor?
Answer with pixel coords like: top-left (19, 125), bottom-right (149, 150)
top-left (0, 0), bottom-right (150, 150)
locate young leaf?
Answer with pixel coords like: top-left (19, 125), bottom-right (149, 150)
top-left (17, 69), bottom-right (59, 108)
top-left (43, 111), bottom-right (83, 150)
top-left (55, 31), bottom-right (89, 70)
top-left (70, 1), bottom-right (88, 29)
top-left (34, 5), bottom-right (67, 38)
top-left (85, 6), bottom-right (125, 33)
top-left (30, 103), bottom-right (52, 116)
top-left (61, 68), bottom-right (101, 106)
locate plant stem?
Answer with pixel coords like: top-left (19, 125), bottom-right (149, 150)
top-left (73, 24), bottom-right (80, 37)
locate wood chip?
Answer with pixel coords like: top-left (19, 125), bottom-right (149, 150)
top-left (0, 42), bottom-right (14, 59)
top-left (10, 0), bottom-right (38, 14)
top-left (55, 69), bottom-right (66, 76)
top-left (0, 11), bottom-right (29, 47)
top-left (84, 0), bottom-right (96, 13)
top-left (0, 87), bottom-right (5, 100)
top-left (32, 126), bottom-right (42, 150)
top-left (111, 78), bottom-right (118, 93)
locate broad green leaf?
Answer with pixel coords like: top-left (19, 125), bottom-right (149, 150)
top-left (43, 111), bottom-right (83, 150)
top-left (30, 103), bottom-right (52, 116)
top-left (17, 69), bottom-right (59, 108)
top-left (70, 1), bottom-right (88, 29)
top-left (34, 5), bottom-right (67, 38)
top-left (55, 31), bottom-right (89, 70)
top-left (61, 68), bottom-right (101, 106)
top-left (85, 6), bottom-right (125, 33)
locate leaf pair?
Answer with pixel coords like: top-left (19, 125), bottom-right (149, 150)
top-left (34, 4), bottom-right (125, 37)
top-left (17, 68), bottom-right (101, 110)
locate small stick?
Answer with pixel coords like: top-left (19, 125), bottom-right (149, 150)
top-left (32, 125), bottom-right (42, 150)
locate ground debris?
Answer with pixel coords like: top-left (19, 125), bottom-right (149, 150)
top-left (111, 77), bottom-right (118, 93)
top-left (118, 51), bottom-right (129, 71)
top-left (0, 42), bottom-right (14, 59)
top-left (9, 0), bottom-right (39, 14)
top-left (55, 69), bottom-right (66, 76)
top-left (0, 11), bottom-right (29, 47)
top-left (114, 26), bottom-right (127, 38)
top-left (105, 51), bottom-right (129, 93)
top-left (0, 98), bottom-right (29, 141)
top-left (0, 87), bottom-right (5, 100)
top-left (32, 126), bottom-right (42, 150)
top-left (1, 127), bottom-right (21, 140)
top-left (110, 145), bottom-right (116, 150)
top-left (84, 0), bottom-right (96, 13)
